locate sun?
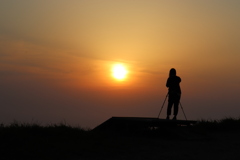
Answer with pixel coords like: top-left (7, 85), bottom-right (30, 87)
top-left (112, 64), bottom-right (128, 80)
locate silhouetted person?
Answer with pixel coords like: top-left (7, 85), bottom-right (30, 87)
top-left (166, 68), bottom-right (181, 120)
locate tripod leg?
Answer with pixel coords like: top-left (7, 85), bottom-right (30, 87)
top-left (157, 93), bottom-right (168, 118)
top-left (179, 102), bottom-right (187, 121)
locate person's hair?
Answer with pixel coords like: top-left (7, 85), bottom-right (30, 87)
top-left (169, 68), bottom-right (176, 77)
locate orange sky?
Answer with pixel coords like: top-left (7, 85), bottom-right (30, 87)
top-left (0, 1), bottom-right (240, 128)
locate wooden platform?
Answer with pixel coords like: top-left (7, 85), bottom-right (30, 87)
top-left (93, 117), bottom-right (197, 131)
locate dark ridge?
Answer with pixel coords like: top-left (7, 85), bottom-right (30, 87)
top-left (93, 117), bottom-right (197, 131)
top-left (1, 118), bottom-right (240, 160)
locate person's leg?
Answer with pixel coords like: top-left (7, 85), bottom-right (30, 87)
top-left (172, 103), bottom-right (178, 120)
top-left (173, 94), bottom-right (180, 120)
top-left (166, 103), bottom-right (173, 119)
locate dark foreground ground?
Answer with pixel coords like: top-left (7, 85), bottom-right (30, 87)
top-left (1, 119), bottom-right (240, 160)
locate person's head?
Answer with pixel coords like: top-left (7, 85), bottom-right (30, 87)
top-left (169, 68), bottom-right (176, 77)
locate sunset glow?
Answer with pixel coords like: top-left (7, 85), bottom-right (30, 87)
top-left (0, 1), bottom-right (240, 128)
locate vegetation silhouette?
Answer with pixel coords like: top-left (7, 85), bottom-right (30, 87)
top-left (1, 118), bottom-right (240, 159)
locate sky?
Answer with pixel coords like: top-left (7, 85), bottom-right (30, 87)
top-left (0, 0), bottom-right (239, 128)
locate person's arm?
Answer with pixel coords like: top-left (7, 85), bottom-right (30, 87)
top-left (166, 78), bottom-right (169, 88)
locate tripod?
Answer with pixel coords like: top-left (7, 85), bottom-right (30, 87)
top-left (157, 93), bottom-right (187, 120)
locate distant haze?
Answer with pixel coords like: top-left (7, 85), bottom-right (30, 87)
top-left (0, 1), bottom-right (239, 128)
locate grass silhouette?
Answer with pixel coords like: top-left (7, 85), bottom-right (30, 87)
top-left (1, 118), bottom-right (240, 160)
top-left (195, 117), bottom-right (240, 131)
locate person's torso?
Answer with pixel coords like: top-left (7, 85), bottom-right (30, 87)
top-left (167, 76), bottom-right (181, 94)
